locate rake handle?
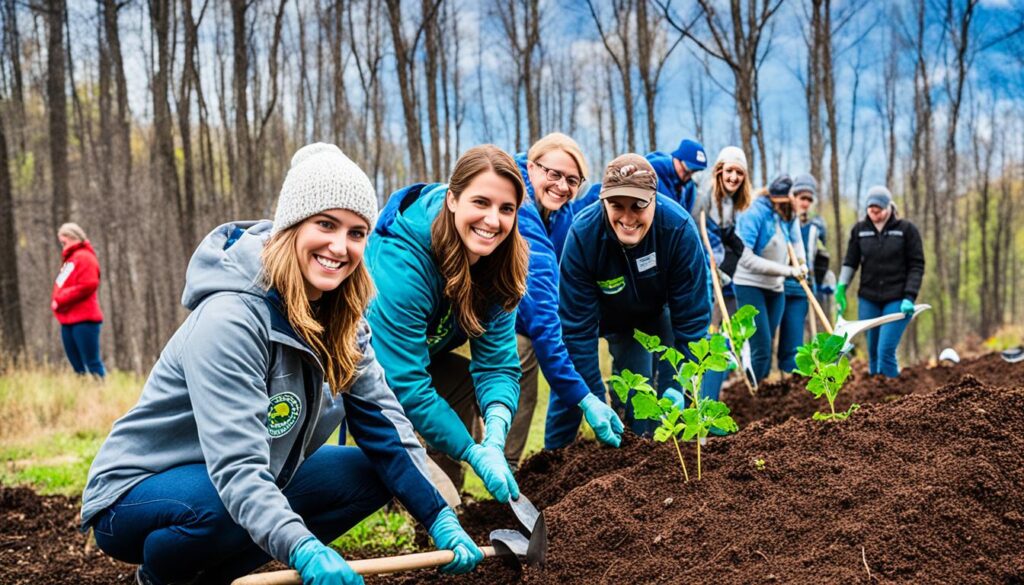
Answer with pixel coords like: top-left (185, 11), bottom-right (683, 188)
top-left (698, 212), bottom-right (756, 396)
top-left (786, 242), bottom-right (834, 334)
top-left (231, 546), bottom-right (499, 584)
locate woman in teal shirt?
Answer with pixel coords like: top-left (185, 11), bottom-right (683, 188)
top-left (366, 145), bottom-right (530, 503)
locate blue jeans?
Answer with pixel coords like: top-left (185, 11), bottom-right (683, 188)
top-left (858, 297), bottom-right (909, 378)
top-left (91, 446), bottom-right (391, 584)
top-left (734, 285), bottom-right (785, 382)
top-left (777, 293), bottom-right (808, 373)
top-left (545, 308), bottom-right (675, 449)
top-left (60, 321), bottom-right (106, 377)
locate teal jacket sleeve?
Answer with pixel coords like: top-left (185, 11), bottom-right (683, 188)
top-left (468, 308), bottom-right (521, 418)
top-left (366, 254), bottom-right (477, 461)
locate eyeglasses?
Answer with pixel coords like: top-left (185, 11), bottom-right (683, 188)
top-left (532, 161), bottom-right (583, 190)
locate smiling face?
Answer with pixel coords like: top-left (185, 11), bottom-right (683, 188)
top-left (794, 191), bottom-right (814, 214)
top-left (721, 163), bottom-right (745, 194)
top-left (527, 149), bottom-right (582, 213)
top-left (294, 209), bottom-right (369, 300)
top-left (604, 195), bottom-right (655, 247)
top-left (446, 170), bottom-right (519, 265)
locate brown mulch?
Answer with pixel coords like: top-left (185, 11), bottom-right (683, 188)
top-left (3, 355), bottom-right (1023, 584)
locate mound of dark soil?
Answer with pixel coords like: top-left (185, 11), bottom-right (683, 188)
top-left (0, 487), bottom-right (134, 584)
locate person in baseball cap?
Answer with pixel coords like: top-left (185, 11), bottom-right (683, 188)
top-left (80, 143), bottom-right (483, 585)
top-left (574, 137), bottom-right (708, 213)
top-left (545, 152), bottom-right (713, 448)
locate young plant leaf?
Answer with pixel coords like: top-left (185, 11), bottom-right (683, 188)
top-left (631, 391), bottom-right (663, 421)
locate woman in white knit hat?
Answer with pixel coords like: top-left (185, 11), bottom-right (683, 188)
top-left (691, 146), bottom-right (753, 403)
top-left (80, 143), bottom-right (482, 585)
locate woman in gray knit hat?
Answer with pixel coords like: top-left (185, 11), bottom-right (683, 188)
top-left (80, 143), bottom-right (482, 584)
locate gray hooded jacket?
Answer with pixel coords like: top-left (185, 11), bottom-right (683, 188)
top-left (80, 221), bottom-right (446, 564)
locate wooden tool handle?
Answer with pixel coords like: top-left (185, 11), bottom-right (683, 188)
top-left (231, 547), bottom-right (498, 584)
top-left (698, 212), bottom-right (756, 396)
top-left (786, 242), bottom-right (834, 334)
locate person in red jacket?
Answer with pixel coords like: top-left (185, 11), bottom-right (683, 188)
top-left (51, 222), bottom-right (106, 377)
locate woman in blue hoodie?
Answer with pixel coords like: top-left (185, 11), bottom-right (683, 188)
top-left (80, 144), bottom-right (480, 585)
top-left (732, 175), bottom-right (807, 382)
top-left (503, 133), bottom-right (625, 469)
top-left (366, 145), bottom-right (530, 503)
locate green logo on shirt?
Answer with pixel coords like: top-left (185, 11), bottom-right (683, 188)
top-left (597, 276), bottom-right (625, 295)
top-left (426, 305), bottom-right (454, 348)
top-left (267, 392), bottom-right (301, 438)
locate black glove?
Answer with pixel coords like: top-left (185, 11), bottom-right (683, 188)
top-left (719, 226), bottom-right (746, 276)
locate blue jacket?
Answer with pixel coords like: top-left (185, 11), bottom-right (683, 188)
top-left (559, 195), bottom-right (711, 396)
top-left (512, 154), bottom-right (589, 407)
top-left (81, 221), bottom-right (446, 564)
top-left (367, 184), bottom-right (521, 461)
top-left (576, 151), bottom-right (697, 213)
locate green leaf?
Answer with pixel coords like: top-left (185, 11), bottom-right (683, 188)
top-left (794, 350), bottom-right (816, 377)
top-left (661, 347), bottom-right (685, 370)
top-left (712, 415), bottom-right (738, 433)
top-left (812, 411), bottom-right (832, 421)
top-left (607, 375), bottom-right (631, 403)
top-left (681, 424), bottom-right (699, 442)
top-left (706, 355), bottom-right (730, 372)
top-left (633, 329), bottom-right (666, 353)
top-left (653, 425), bottom-right (672, 442)
top-left (680, 361), bottom-right (699, 381)
top-left (689, 338), bottom-right (710, 360)
top-left (701, 399), bottom-right (731, 419)
top-left (819, 334), bottom-right (847, 363)
top-left (709, 334), bottom-right (729, 355)
top-left (662, 407), bottom-right (681, 425)
top-left (631, 392), bottom-right (663, 421)
top-left (806, 377), bottom-right (827, 398)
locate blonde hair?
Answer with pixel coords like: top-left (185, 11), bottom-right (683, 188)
top-left (527, 132), bottom-right (590, 182)
top-left (431, 145), bottom-right (530, 338)
top-left (58, 222), bottom-right (88, 242)
top-left (261, 225), bottom-right (374, 395)
top-left (711, 160), bottom-right (752, 215)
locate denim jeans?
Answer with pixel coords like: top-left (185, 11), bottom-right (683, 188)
top-left (60, 321), bottom-right (106, 377)
top-left (858, 297), bottom-right (910, 378)
top-left (777, 293), bottom-right (809, 373)
top-left (544, 307), bottom-right (674, 449)
top-left (91, 445), bottom-right (391, 584)
top-left (733, 285), bottom-right (785, 382)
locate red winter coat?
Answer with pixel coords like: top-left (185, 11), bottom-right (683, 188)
top-left (51, 241), bottom-right (104, 325)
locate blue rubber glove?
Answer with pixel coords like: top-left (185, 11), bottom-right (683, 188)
top-left (578, 393), bottom-right (623, 447)
top-left (462, 443), bottom-right (519, 503)
top-left (900, 299), bottom-right (915, 317)
top-left (428, 507), bottom-right (484, 574)
top-left (481, 405), bottom-right (513, 451)
top-left (662, 388), bottom-right (687, 410)
top-left (289, 536), bottom-right (363, 585)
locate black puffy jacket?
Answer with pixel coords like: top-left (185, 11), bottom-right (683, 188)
top-left (842, 215), bottom-right (925, 303)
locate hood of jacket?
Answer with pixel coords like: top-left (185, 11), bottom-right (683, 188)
top-left (181, 220), bottom-right (273, 310)
top-left (62, 240), bottom-right (97, 262)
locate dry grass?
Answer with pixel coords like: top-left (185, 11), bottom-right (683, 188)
top-left (0, 362), bottom-right (143, 447)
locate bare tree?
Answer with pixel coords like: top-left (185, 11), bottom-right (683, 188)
top-left (43, 0), bottom-right (69, 231)
top-left (636, 0), bottom-right (683, 151)
top-left (658, 0), bottom-right (784, 184)
top-left (587, 0), bottom-right (637, 152)
top-left (0, 96), bottom-right (24, 359)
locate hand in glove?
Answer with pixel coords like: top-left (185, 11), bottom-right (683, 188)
top-left (462, 444), bottom-right (519, 503)
top-left (578, 393), bottom-right (623, 447)
top-left (835, 284), bottom-right (847, 316)
top-left (789, 264), bottom-right (809, 279)
top-left (481, 405), bottom-right (512, 452)
top-left (662, 388), bottom-right (687, 410)
top-left (899, 299), bottom-right (915, 317)
top-left (428, 507), bottom-right (484, 574)
top-left (290, 536), bottom-right (364, 585)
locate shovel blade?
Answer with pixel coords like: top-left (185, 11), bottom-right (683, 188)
top-left (510, 494), bottom-right (540, 533)
top-left (490, 529), bottom-right (529, 557)
top-left (525, 511), bottom-right (547, 568)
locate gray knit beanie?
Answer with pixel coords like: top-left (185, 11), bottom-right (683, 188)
top-left (271, 143), bottom-right (377, 234)
top-left (792, 174), bottom-right (818, 198)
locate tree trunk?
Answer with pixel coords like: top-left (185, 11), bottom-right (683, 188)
top-left (384, 0), bottom-right (427, 180)
top-left (0, 99), bottom-right (25, 359)
top-left (231, 0), bottom-right (254, 211)
top-left (821, 0), bottom-right (842, 261)
top-left (46, 0), bottom-right (69, 231)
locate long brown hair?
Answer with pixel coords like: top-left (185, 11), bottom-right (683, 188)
top-left (261, 225), bottom-right (374, 395)
top-left (711, 160), bottom-right (752, 220)
top-left (431, 145), bottom-right (529, 338)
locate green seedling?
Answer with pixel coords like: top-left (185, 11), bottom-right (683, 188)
top-left (793, 332), bottom-right (859, 421)
top-left (608, 329), bottom-right (740, 482)
top-left (753, 458), bottom-right (766, 471)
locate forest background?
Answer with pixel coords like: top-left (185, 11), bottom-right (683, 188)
top-left (0, 0), bottom-right (1023, 374)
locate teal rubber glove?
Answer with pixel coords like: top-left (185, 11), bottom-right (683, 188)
top-left (900, 298), bottom-right (915, 317)
top-left (662, 388), bottom-right (687, 410)
top-left (578, 393), bottom-right (623, 447)
top-left (462, 443), bottom-right (519, 503)
top-left (835, 283), bottom-right (848, 316)
top-left (481, 405), bottom-right (513, 451)
top-left (289, 536), bottom-right (364, 585)
top-left (428, 507), bottom-right (484, 574)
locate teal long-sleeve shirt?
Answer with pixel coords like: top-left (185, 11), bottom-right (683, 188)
top-left (366, 183), bottom-right (521, 460)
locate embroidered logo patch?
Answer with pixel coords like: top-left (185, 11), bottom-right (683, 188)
top-left (267, 392), bottom-right (301, 438)
top-left (597, 276), bottom-right (626, 295)
top-left (426, 305), bottom-right (454, 348)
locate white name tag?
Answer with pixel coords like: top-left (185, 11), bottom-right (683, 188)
top-left (636, 252), bottom-right (657, 272)
top-left (858, 231), bottom-right (874, 237)
top-left (886, 230), bottom-right (904, 236)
